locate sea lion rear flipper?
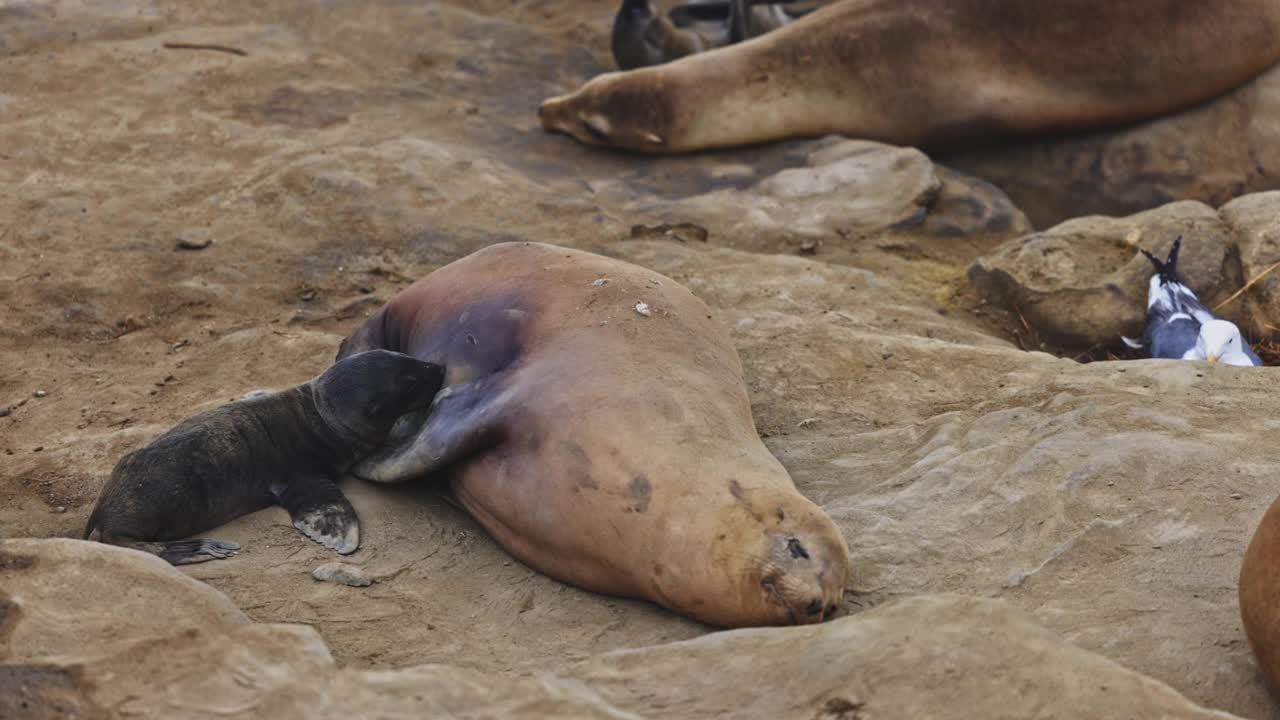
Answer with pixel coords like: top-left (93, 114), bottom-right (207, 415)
top-left (351, 374), bottom-right (508, 484)
top-left (106, 538), bottom-right (242, 565)
top-left (274, 475), bottom-right (360, 555)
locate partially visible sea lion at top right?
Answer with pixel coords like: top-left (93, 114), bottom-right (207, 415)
top-left (542, 0), bottom-right (1280, 154)
top-left (1240, 493), bottom-right (1280, 694)
top-left (611, 0), bottom-right (817, 70)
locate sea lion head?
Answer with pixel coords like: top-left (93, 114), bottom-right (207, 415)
top-left (312, 349), bottom-right (446, 442)
top-left (538, 69), bottom-right (678, 153)
top-left (705, 483), bottom-right (850, 626)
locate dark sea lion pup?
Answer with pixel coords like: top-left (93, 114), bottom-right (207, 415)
top-left (83, 350), bottom-right (445, 565)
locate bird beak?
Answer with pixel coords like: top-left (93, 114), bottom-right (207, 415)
top-left (1206, 355), bottom-right (1219, 364)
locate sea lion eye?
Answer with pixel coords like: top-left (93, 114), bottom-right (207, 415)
top-left (787, 537), bottom-right (809, 559)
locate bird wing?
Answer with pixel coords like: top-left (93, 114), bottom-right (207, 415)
top-left (1157, 280), bottom-right (1216, 325)
top-left (1147, 315), bottom-right (1201, 360)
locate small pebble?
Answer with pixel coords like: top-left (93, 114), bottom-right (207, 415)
top-left (1231, 492), bottom-right (1243, 500)
top-left (312, 562), bottom-right (372, 587)
top-left (634, 302), bottom-right (651, 317)
top-left (591, 278), bottom-right (608, 287)
top-left (797, 418), bottom-right (818, 428)
top-left (0, 407), bottom-right (10, 418)
top-left (53, 506), bottom-right (66, 514)
top-left (34, 389), bottom-right (47, 398)
top-left (32, 446), bottom-right (43, 453)
top-left (175, 228), bottom-right (213, 250)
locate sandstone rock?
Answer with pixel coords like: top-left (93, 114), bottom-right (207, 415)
top-left (940, 64), bottom-right (1280, 228)
top-left (312, 562), bottom-right (372, 587)
top-left (7, 594), bottom-right (1244, 719)
top-left (968, 201), bottom-right (1234, 350)
top-left (34, 622), bottom-right (626, 720)
top-left (4, 1), bottom-right (1280, 718)
top-left (0, 538), bottom-right (248, 662)
top-left (1220, 191), bottom-right (1280, 335)
top-left (630, 138), bottom-right (1030, 260)
top-left (565, 595), bottom-right (1244, 720)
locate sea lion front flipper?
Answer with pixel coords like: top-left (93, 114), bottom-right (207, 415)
top-left (351, 374), bottom-right (509, 484)
top-left (111, 538), bottom-right (242, 565)
top-left (273, 476), bottom-right (360, 555)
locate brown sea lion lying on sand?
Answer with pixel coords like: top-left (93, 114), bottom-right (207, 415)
top-left (338, 242), bottom-right (851, 627)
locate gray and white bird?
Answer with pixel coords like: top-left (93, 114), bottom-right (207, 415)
top-left (1121, 236), bottom-right (1262, 366)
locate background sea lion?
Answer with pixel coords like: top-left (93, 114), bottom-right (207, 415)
top-left (612, 0), bottom-right (725, 70)
top-left (1240, 494), bottom-right (1280, 691)
top-left (612, 0), bottom-right (815, 70)
top-left (542, 0), bottom-right (1280, 153)
top-left (83, 350), bottom-right (444, 564)
top-left (337, 242), bottom-right (850, 627)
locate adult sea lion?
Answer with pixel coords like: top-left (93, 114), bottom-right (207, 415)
top-left (337, 242), bottom-right (850, 627)
top-left (83, 350), bottom-right (445, 564)
top-left (542, 0), bottom-right (1280, 153)
top-left (1240, 495), bottom-right (1280, 690)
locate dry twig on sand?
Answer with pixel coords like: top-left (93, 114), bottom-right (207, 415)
top-left (162, 42), bottom-right (248, 57)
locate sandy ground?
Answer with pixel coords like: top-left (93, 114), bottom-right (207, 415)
top-left (0, 0), bottom-right (870, 673)
top-left (6, 2), bottom-right (1280, 718)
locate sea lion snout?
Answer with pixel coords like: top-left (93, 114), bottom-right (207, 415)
top-left (706, 483), bottom-right (850, 627)
top-left (538, 91), bottom-right (607, 145)
top-left (538, 74), bottom-right (672, 151)
top-left (760, 529), bottom-right (848, 626)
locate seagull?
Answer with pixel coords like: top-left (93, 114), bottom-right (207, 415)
top-left (1121, 236), bottom-right (1262, 366)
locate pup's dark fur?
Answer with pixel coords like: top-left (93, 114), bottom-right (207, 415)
top-left (83, 350), bottom-right (444, 564)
